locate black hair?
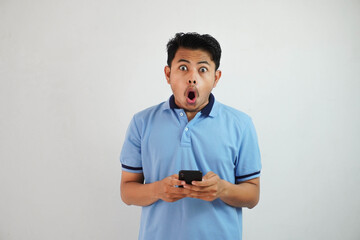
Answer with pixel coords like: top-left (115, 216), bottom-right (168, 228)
top-left (166, 32), bottom-right (222, 70)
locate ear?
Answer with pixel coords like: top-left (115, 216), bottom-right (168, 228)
top-left (213, 70), bottom-right (222, 88)
top-left (164, 66), bottom-right (171, 84)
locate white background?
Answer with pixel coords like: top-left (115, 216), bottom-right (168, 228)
top-left (1, 0), bottom-right (359, 239)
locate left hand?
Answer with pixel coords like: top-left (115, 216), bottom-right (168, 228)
top-left (183, 171), bottom-right (225, 201)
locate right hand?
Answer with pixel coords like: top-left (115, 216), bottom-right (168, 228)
top-left (155, 174), bottom-right (188, 202)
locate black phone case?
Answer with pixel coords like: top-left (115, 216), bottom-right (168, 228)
top-left (178, 170), bottom-right (203, 185)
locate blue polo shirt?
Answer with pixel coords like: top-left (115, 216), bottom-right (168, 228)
top-left (120, 94), bottom-right (261, 240)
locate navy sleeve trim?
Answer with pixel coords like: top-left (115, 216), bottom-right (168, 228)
top-left (122, 164), bottom-right (143, 171)
top-left (236, 171), bottom-right (261, 180)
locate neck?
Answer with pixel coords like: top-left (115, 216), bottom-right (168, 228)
top-left (185, 111), bottom-right (197, 121)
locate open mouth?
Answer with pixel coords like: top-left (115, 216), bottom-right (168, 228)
top-left (188, 91), bottom-right (195, 100)
top-left (186, 90), bottom-right (197, 104)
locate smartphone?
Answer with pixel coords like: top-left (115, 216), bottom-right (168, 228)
top-left (178, 170), bottom-right (203, 187)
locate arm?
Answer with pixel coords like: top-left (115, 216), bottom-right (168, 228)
top-left (219, 177), bottom-right (260, 208)
top-left (120, 171), bottom-right (156, 206)
top-left (120, 171), bottom-right (189, 206)
top-left (183, 171), bottom-right (260, 208)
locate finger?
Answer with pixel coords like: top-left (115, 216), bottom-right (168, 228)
top-left (162, 189), bottom-right (188, 197)
top-left (191, 180), bottom-right (210, 187)
top-left (169, 175), bottom-right (185, 186)
top-left (170, 178), bottom-right (185, 186)
top-left (169, 186), bottom-right (191, 194)
top-left (203, 171), bottom-right (216, 179)
top-left (183, 183), bottom-right (212, 192)
top-left (192, 176), bottom-right (217, 187)
top-left (189, 191), bottom-right (217, 200)
top-left (164, 194), bottom-right (186, 202)
top-left (168, 193), bottom-right (188, 199)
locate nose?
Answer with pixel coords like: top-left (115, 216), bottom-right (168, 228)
top-left (187, 69), bottom-right (198, 85)
top-left (188, 80), bottom-right (197, 84)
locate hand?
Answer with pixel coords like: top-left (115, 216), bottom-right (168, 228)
top-left (183, 171), bottom-right (225, 201)
top-left (155, 174), bottom-right (189, 203)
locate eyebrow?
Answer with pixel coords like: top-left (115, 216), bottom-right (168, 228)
top-left (178, 59), bottom-right (210, 65)
top-left (198, 61), bottom-right (210, 65)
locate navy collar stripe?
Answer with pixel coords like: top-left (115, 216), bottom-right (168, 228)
top-left (169, 93), bottom-right (215, 116)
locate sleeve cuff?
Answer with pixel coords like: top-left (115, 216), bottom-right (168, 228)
top-left (121, 164), bottom-right (143, 173)
top-left (235, 171), bottom-right (261, 183)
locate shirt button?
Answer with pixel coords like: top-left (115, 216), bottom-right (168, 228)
top-left (185, 127), bottom-right (189, 131)
top-left (180, 112), bottom-right (184, 117)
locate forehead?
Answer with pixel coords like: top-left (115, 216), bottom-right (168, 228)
top-left (173, 48), bottom-right (214, 65)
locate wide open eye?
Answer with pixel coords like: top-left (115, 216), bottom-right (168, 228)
top-left (199, 67), bottom-right (208, 73)
top-left (179, 65), bottom-right (188, 71)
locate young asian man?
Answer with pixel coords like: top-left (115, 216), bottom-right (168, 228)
top-left (120, 32), bottom-right (261, 240)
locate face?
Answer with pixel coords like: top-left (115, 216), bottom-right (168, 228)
top-left (164, 48), bottom-right (221, 116)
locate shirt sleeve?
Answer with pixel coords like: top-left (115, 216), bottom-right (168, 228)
top-left (235, 118), bottom-right (262, 183)
top-left (120, 115), bottom-right (143, 173)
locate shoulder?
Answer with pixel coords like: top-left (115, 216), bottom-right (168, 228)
top-left (130, 101), bottom-right (169, 131)
top-left (133, 101), bottom-right (167, 120)
top-left (214, 101), bottom-right (253, 128)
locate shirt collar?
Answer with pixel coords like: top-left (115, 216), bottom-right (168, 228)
top-left (169, 93), bottom-right (215, 117)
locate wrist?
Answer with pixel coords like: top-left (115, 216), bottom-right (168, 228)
top-left (219, 179), bottom-right (229, 199)
top-left (152, 181), bottom-right (160, 201)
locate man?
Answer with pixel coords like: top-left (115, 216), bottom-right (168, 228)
top-left (120, 32), bottom-right (261, 240)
